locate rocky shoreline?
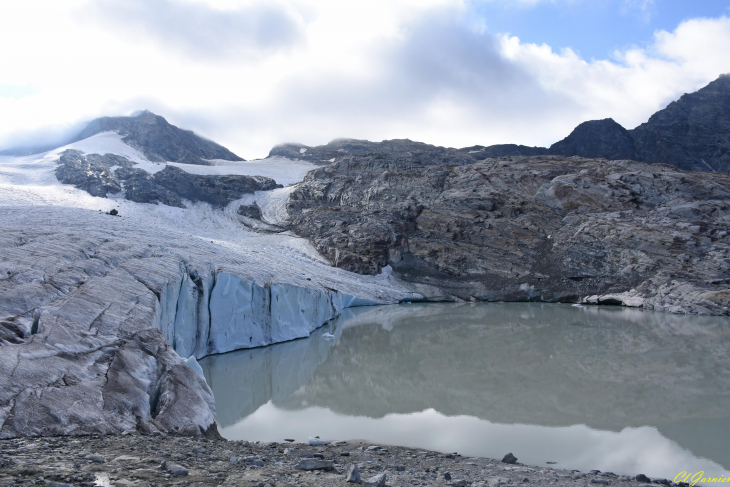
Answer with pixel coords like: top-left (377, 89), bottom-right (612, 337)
top-left (0, 435), bottom-right (682, 487)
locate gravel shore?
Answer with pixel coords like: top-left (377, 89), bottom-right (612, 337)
top-left (0, 435), bottom-right (677, 487)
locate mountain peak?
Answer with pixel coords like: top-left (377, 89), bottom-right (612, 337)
top-left (549, 118), bottom-right (636, 160)
top-left (630, 74), bottom-right (730, 172)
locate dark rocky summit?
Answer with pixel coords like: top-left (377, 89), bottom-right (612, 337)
top-left (548, 118), bottom-right (637, 160)
top-left (630, 74), bottom-right (730, 173)
top-left (286, 152), bottom-right (730, 314)
top-left (55, 149), bottom-right (281, 207)
top-left (74, 110), bottom-right (244, 165)
top-left (2, 110), bottom-right (244, 165)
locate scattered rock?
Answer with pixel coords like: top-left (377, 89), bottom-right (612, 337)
top-left (364, 473), bottom-right (387, 487)
top-left (635, 474), bottom-right (650, 483)
top-left (346, 464), bottom-right (362, 483)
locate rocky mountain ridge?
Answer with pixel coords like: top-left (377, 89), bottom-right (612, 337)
top-left (270, 74), bottom-right (730, 173)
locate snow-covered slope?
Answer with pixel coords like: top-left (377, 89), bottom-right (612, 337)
top-left (0, 131), bottom-right (418, 438)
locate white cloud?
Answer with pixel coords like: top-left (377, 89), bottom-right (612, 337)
top-left (0, 1), bottom-right (728, 158)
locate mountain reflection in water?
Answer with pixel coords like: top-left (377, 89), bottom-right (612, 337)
top-left (200, 303), bottom-right (730, 480)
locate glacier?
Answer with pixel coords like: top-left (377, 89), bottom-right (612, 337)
top-left (0, 132), bottom-right (419, 438)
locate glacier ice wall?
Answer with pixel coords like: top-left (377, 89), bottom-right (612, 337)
top-left (157, 267), bottom-right (373, 359)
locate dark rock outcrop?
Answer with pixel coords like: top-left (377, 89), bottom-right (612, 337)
top-left (55, 150), bottom-right (281, 207)
top-left (630, 74), bottom-right (730, 173)
top-left (549, 118), bottom-right (636, 160)
top-left (237, 204), bottom-right (263, 220)
top-left (286, 152), bottom-right (730, 315)
top-left (1, 111), bottom-right (244, 165)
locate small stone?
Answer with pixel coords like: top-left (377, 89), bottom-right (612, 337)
top-left (367, 446), bottom-right (382, 451)
top-left (283, 449), bottom-right (291, 455)
top-left (444, 472), bottom-right (452, 480)
top-left (312, 453), bottom-right (325, 459)
top-left (590, 480), bottom-right (609, 485)
top-left (86, 454), bottom-right (105, 463)
top-left (364, 473), bottom-right (386, 487)
top-left (522, 478), bottom-right (529, 483)
top-left (295, 458), bottom-right (334, 471)
top-left (166, 463), bottom-right (189, 476)
top-left (635, 474), bottom-right (651, 483)
top-left (252, 460), bottom-right (265, 467)
top-left (486, 477), bottom-right (511, 487)
top-left (230, 456), bottom-right (239, 465)
top-left (501, 453), bottom-right (518, 464)
top-left (387, 465), bottom-right (405, 472)
top-left (284, 439), bottom-right (295, 442)
top-left (341, 452), bottom-right (350, 457)
top-left (571, 472), bottom-right (585, 480)
top-left (452, 480), bottom-right (468, 487)
top-left (346, 464), bottom-right (362, 484)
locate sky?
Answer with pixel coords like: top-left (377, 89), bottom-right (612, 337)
top-left (1, 0), bottom-right (730, 159)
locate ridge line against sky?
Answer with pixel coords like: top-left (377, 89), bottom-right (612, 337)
top-left (1, 0), bottom-right (729, 160)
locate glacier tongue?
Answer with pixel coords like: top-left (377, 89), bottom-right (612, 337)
top-left (0, 205), bottom-right (416, 438)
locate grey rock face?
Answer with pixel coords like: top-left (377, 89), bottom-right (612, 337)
top-left (54, 152), bottom-right (134, 197)
top-left (630, 74), bottom-right (730, 173)
top-left (287, 153), bottom-right (730, 315)
top-left (55, 150), bottom-right (281, 207)
top-left (549, 119), bottom-right (636, 160)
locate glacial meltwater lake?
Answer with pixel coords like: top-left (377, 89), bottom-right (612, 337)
top-left (199, 303), bottom-right (730, 481)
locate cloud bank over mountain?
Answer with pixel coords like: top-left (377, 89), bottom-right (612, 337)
top-left (1, 0), bottom-right (729, 159)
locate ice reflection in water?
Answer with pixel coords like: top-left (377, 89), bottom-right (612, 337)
top-left (200, 303), bottom-right (730, 480)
